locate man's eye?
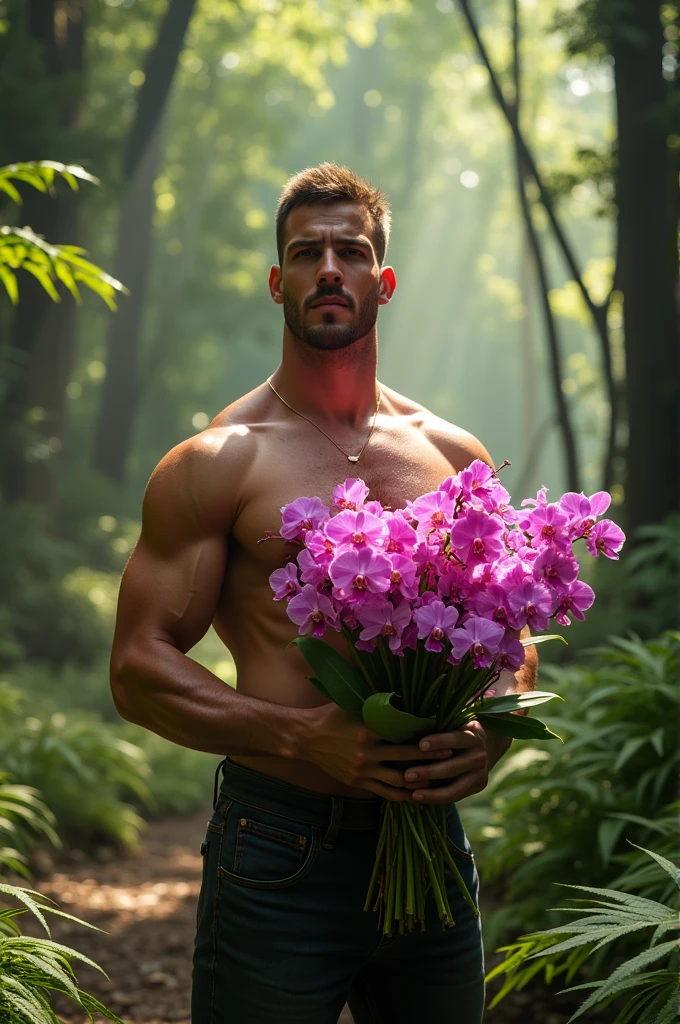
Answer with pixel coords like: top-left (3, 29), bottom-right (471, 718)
top-left (343, 249), bottom-right (364, 257)
top-left (295, 249), bottom-right (316, 258)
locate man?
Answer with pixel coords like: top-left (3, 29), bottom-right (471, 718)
top-left (110, 162), bottom-right (537, 1024)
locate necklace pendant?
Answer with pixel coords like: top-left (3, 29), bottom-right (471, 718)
top-left (347, 455), bottom-right (360, 463)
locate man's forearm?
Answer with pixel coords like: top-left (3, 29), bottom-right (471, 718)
top-left (111, 640), bottom-right (311, 759)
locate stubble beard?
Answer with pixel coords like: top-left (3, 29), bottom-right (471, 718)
top-left (283, 290), bottom-right (379, 352)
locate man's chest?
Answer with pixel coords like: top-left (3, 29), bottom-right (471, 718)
top-left (231, 426), bottom-right (456, 576)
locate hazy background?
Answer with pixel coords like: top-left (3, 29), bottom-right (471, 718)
top-left (0, 1), bottom-right (677, 1021)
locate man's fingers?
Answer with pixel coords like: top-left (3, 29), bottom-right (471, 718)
top-left (418, 729), bottom-right (479, 753)
top-left (376, 742), bottom-right (452, 762)
top-left (412, 771), bottom-right (487, 805)
top-left (372, 765), bottom-right (429, 789)
top-left (404, 751), bottom-right (484, 783)
top-left (364, 780), bottom-right (415, 802)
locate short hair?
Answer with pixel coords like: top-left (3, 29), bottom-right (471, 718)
top-left (275, 162), bottom-right (391, 266)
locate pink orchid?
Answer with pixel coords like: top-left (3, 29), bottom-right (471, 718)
top-left (358, 599), bottom-right (412, 653)
top-left (450, 616), bottom-right (505, 667)
top-left (297, 548), bottom-right (330, 589)
top-left (533, 548), bottom-right (579, 589)
top-left (305, 529), bottom-right (335, 567)
top-left (475, 583), bottom-right (514, 627)
top-left (438, 474), bottom-right (463, 502)
top-left (287, 584), bottom-right (338, 637)
top-left (506, 581), bottom-right (554, 631)
top-left (411, 490), bottom-right (454, 537)
top-left (494, 633), bottom-right (526, 671)
top-left (554, 580), bottom-right (595, 625)
top-left (450, 508), bottom-right (505, 564)
top-left (280, 496), bottom-right (330, 542)
top-left (559, 491), bottom-right (612, 540)
top-left (585, 520), bottom-right (626, 560)
top-left (383, 512), bottom-right (418, 555)
top-left (325, 509), bottom-right (388, 552)
top-left (524, 503), bottom-right (570, 551)
top-left (413, 600), bottom-right (459, 652)
top-left (332, 478), bottom-right (370, 511)
top-left (413, 537), bottom-right (445, 588)
top-left (387, 553), bottom-right (419, 598)
top-left (269, 562), bottom-right (301, 601)
top-left (459, 460), bottom-right (496, 502)
top-left (329, 547), bottom-right (392, 602)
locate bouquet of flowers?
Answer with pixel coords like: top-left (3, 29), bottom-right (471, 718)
top-left (268, 461), bottom-right (625, 936)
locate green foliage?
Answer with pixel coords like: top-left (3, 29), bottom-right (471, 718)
top-left (0, 502), bottom-right (114, 669)
top-left (466, 632), bottom-right (679, 944)
top-left (486, 846), bottom-right (679, 1023)
top-left (121, 725), bottom-right (216, 818)
top-left (0, 770), bottom-right (59, 880)
top-left (0, 162), bottom-right (127, 307)
top-left (0, 698), bottom-right (151, 850)
top-left (0, 882), bottom-right (125, 1023)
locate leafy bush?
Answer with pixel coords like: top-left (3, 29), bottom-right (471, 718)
top-left (486, 846), bottom-right (679, 1023)
top-left (0, 501), bottom-right (114, 669)
top-left (0, 702), bottom-right (151, 850)
top-left (122, 724), bottom-right (216, 818)
top-left (465, 632), bottom-right (678, 945)
top-left (0, 764), bottom-right (124, 1023)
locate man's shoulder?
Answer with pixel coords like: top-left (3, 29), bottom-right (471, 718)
top-left (383, 385), bottom-right (494, 472)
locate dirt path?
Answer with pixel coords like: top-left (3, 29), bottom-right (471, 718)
top-left (23, 808), bottom-right (581, 1023)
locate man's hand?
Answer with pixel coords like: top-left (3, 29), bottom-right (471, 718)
top-left (399, 720), bottom-right (512, 805)
top-left (299, 704), bottom-right (452, 802)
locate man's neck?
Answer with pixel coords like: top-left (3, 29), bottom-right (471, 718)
top-left (273, 327), bottom-right (380, 428)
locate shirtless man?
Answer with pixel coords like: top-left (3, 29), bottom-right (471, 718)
top-left (110, 162), bottom-right (538, 1024)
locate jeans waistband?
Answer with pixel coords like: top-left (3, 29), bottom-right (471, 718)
top-left (214, 756), bottom-right (382, 832)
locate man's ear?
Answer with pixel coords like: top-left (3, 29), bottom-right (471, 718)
top-left (378, 266), bottom-right (396, 306)
top-left (269, 265), bottom-right (284, 305)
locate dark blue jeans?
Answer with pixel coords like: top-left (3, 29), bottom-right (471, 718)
top-left (191, 757), bottom-right (485, 1023)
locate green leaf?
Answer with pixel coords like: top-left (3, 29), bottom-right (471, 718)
top-left (290, 637), bottom-right (371, 718)
top-left (0, 264), bottom-right (18, 304)
top-left (361, 691), bottom-right (436, 743)
top-left (307, 676), bottom-right (332, 702)
top-left (0, 178), bottom-right (22, 204)
top-left (521, 634), bottom-right (568, 648)
top-left (477, 712), bottom-right (563, 742)
top-left (626, 843), bottom-right (680, 888)
top-left (472, 690), bottom-right (563, 715)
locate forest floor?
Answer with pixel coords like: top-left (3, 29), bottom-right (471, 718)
top-left (21, 806), bottom-right (577, 1024)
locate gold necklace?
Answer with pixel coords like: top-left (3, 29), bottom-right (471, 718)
top-left (266, 376), bottom-right (381, 463)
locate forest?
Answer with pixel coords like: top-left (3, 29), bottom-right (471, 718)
top-left (0, 0), bottom-right (677, 1022)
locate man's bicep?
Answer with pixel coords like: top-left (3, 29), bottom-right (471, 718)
top-left (113, 440), bottom-right (232, 659)
top-left (116, 531), bottom-right (227, 656)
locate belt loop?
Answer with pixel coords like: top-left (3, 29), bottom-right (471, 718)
top-left (212, 757), bottom-right (227, 810)
top-left (322, 796), bottom-right (343, 850)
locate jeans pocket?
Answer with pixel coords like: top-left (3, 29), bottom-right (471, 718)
top-left (218, 805), bottom-right (319, 890)
top-left (446, 806), bottom-right (475, 862)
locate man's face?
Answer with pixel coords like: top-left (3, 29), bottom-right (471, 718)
top-left (269, 202), bottom-right (395, 352)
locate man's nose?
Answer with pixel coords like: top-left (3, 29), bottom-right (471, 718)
top-left (316, 250), bottom-right (344, 287)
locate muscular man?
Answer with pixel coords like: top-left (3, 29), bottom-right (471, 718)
top-left (111, 162), bottom-right (537, 1024)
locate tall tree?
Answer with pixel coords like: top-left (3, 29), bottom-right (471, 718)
top-left (612, 0), bottom-right (678, 531)
top-left (92, 0), bottom-right (197, 488)
top-left (458, 0), bottom-right (618, 492)
top-left (1, 0), bottom-right (86, 504)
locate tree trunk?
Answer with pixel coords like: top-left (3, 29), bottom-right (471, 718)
top-left (0, 0), bottom-right (85, 505)
top-left (91, 0), bottom-right (197, 488)
top-left (613, 0), bottom-right (679, 532)
top-left (510, 0), bottom-right (579, 492)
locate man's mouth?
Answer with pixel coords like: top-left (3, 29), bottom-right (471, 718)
top-left (310, 297), bottom-right (349, 309)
